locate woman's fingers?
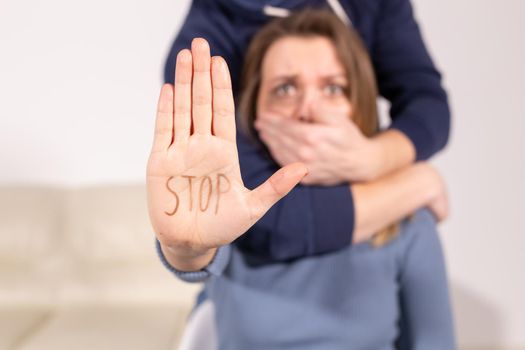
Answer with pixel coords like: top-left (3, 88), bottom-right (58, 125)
top-left (173, 49), bottom-right (193, 143)
top-left (211, 56), bottom-right (236, 143)
top-left (248, 162), bottom-right (308, 220)
top-left (191, 38), bottom-right (213, 135)
top-left (170, 38), bottom-right (235, 143)
top-left (152, 84), bottom-right (174, 152)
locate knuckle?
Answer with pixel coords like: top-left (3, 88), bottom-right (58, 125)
top-left (214, 106), bottom-right (234, 118)
top-left (192, 93), bottom-right (210, 106)
top-left (174, 105), bottom-right (189, 115)
top-left (155, 127), bottom-right (171, 136)
top-left (259, 132), bottom-right (268, 143)
top-left (259, 131), bottom-right (273, 145)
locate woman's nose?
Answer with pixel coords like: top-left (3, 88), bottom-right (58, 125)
top-left (294, 89), bottom-right (316, 122)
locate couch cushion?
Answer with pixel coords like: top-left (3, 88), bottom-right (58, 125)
top-left (0, 187), bottom-right (63, 264)
top-left (63, 185), bottom-right (158, 264)
top-left (57, 260), bottom-right (201, 305)
top-left (0, 305), bottom-right (51, 350)
top-left (15, 303), bottom-right (190, 350)
top-left (0, 187), bottom-right (66, 305)
top-left (57, 185), bottom-right (201, 304)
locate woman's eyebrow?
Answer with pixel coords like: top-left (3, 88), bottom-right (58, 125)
top-left (269, 74), bottom-right (298, 83)
top-left (321, 73), bottom-right (347, 80)
top-left (268, 73), bottom-right (347, 84)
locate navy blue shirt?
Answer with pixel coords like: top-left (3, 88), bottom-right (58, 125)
top-left (163, 0), bottom-right (451, 262)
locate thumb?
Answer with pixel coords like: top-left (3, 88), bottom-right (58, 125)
top-left (247, 162), bottom-right (308, 220)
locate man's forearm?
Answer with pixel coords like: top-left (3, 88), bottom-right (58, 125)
top-left (370, 129), bottom-right (416, 180)
top-left (351, 162), bottom-right (441, 243)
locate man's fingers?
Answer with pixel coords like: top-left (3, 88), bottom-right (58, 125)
top-left (257, 117), bottom-right (325, 148)
top-left (259, 126), bottom-right (295, 150)
top-left (256, 117), bottom-right (316, 143)
top-left (258, 129), bottom-right (299, 164)
top-left (248, 162), bottom-right (308, 220)
top-left (152, 84), bottom-right (174, 152)
top-left (191, 38), bottom-right (212, 135)
top-left (173, 49), bottom-right (193, 143)
top-left (211, 56), bottom-right (236, 143)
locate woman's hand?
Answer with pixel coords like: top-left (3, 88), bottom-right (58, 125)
top-left (147, 38), bottom-right (307, 271)
top-left (255, 112), bottom-right (383, 185)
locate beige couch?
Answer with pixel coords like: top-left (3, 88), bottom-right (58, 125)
top-left (0, 185), bottom-right (200, 350)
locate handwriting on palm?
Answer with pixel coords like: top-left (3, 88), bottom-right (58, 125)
top-left (147, 38), bottom-right (307, 253)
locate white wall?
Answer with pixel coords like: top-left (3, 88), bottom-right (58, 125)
top-left (0, 0), bottom-right (190, 186)
top-left (1, 0), bottom-right (524, 348)
top-left (411, 1), bottom-right (525, 348)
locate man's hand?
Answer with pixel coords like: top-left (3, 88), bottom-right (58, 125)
top-left (146, 38), bottom-right (307, 270)
top-left (255, 111), bottom-right (383, 185)
top-left (425, 166), bottom-right (449, 222)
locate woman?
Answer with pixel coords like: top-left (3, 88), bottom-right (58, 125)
top-left (148, 10), bottom-right (455, 349)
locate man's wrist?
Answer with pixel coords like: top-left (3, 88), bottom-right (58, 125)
top-left (370, 130), bottom-right (416, 180)
top-left (342, 138), bottom-right (384, 182)
top-left (366, 138), bottom-right (386, 181)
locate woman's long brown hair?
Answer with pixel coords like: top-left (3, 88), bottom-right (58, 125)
top-left (238, 9), bottom-right (401, 246)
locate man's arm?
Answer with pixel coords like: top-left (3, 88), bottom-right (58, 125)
top-left (351, 162), bottom-right (444, 243)
top-left (164, 0), bottom-right (247, 92)
top-left (235, 133), bottom-right (445, 259)
top-left (372, 0), bottom-right (451, 161)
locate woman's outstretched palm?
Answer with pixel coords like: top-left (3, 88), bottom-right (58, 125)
top-left (147, 38), bottom-right (307, 255)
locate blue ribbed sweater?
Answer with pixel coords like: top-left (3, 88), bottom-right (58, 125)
top-left (156, 209), bottom-right (456, 349)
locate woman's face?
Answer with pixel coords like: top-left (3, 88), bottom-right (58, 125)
top-left (256, 35), bottom-right (352, 123)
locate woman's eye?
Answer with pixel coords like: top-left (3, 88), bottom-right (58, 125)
top-left (324, 84), bottom-right (346, 96)
top-left (274, 83), bottom-right (296, 97)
